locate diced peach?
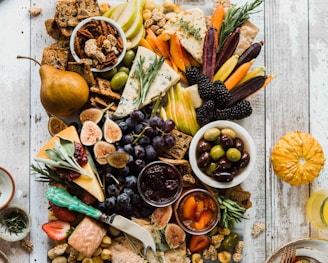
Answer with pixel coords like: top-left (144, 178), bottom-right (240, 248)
top-left (194, 211), bottom-right (212, 230)
top-left (182, 195), bottom-right (197, 219)
top-left (140, 38), bottom-right (153, 51)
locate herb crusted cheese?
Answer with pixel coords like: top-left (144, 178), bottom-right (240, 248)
top-left (164, 8), bottom-right (207, 63)
top-left (113, 47), bottom-right (179, 118)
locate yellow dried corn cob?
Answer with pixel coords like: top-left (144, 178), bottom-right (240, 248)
top-left (213, 54), bottom-right (239, 82)
top-left (238, 66), bottom-right (266, 85)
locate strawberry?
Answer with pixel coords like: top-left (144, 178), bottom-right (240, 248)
top-left (42, 220), bottom-right (71, 241)
top-left (51, 204), bottom-right (77, 222)
top-left (80, 192), bottom-right (97, 205)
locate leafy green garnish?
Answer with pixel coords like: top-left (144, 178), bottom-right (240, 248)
top-left (134, 55), bottom-right (165, 107)
top-left (217, 195), bottom-right (247, 229)
top-left (218, 0), bottom-right (264, 50)
top-left (0, 212), bottom-right (27, 235)
top-left (34, 137), bottom-right (92, 179)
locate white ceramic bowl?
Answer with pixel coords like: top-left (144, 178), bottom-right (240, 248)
top-left (0, 204), bottom-right (32, 242)
top-left (0, 167), bottom-right (15, 210)
top-left (70, 16), bottom-right (127, 73)
top-left (189, 120), bottom-right (256, 189)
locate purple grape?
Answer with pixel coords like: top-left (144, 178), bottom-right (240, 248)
top-left (149, 116), bottom-right (164, 129)
top-left (152, 135), bottom-right (165, 152)
top-left (163, 119), bottom-right (175, 132)
top-left (130, 110), bottom-right (145, 122)
top-left (145, 144), bottom-right (157, 161)
top-left (134, 145), bottom-right (145, 159)
top-left (164, 134), bottom-right (176, 148)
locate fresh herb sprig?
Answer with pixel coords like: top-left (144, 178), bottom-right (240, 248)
top-left (134, 55), bottom-right (165, 107)
top-left (34, 137), bottom-right (92, 179)
top-left (217, 195), bottom-right (247, 229)
top-left (218, 0), bottom-right (264, 50)
top-left (0, 212), bottom-right (27, 235)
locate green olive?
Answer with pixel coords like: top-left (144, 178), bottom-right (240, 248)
top-left (204, 127), bottom-right (221, 141)
top-left (122, 50), bottom-right (136, 67)
top-left (222, 232), bottom-right (240, 249)
top-left (118, 66), bottom-right (130, 75)
top-left (210, 144), bottom-right (225, 161)
top-left (205, 162), bottom-right (218, 175)
top-left (221, 128), bottom-right (237, 139)
top-left (100, 68), bottom-right (117, 79)
top-left (110, 71), bottom-right (129, 91)
top-left (226, 148), bottom-right (241, 162)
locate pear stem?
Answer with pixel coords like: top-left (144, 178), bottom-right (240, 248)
top-left (16, 55), bottom-right (41, 66)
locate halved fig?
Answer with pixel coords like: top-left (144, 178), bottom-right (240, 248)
top-left (93, 141), bottom-right (116, 165)
top-left (80, 120), bottom-right (102, 146)
top-left (151, 205), bottom-right (173, 230)
top-left (106, 151), bottom-right (130, 169)
top-left (165, 223), bottom-right (186, 249)
top-left (103, 114), bottom-right (122, 143)
top-left (80, 108), bottom-right (104, 124)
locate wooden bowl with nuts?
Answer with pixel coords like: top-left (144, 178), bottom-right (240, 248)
top-left (70, 16), bottom-right (127, 72)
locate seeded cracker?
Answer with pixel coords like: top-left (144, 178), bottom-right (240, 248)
top-left (45, 19), bottom-right (68, 40)
top-left (67, 61), bottom-right (96, 86)
top-left (41, 46), bottom-right (69, 70)
top-left (55, 0), bottom-right (80, 28)
top-left (90, 78), bottom-right (121, 100)
top-left (161, 129), bottom-right (192, 160)
top-left (77, 0), bottom-right (100, 20)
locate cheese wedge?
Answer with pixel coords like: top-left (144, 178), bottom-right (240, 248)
top-left (113, 46), bottom-right (180, 118)
top-left (164, 8), bottom-right (207, 63)
top-left (36, 126), bottom-right (105, 202)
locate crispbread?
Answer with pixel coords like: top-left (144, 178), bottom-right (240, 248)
top-left (77, 0), bottom-right (100, 19)
top-left (45, 19), bottom-right (67, 40)
top-left (161, 129), bottom-right (192, 160)
top-left (222, 185), bottom-right (252, 209)
top-left (67, 61), bottom-right (96, 86)
top-left (55, 0), bottom-right (80, 28)
top-left (41, 46), bottom-right (69, 70)
top-left (90, 78), bottom-right (121, 100)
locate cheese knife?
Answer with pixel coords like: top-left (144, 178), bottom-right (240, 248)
top-left (46, 186), bottom-right (156, 255)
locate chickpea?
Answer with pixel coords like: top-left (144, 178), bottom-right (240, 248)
top-left (52, 256), bottom-right (68, 263)
top-left (191, 253), bottom-right (203, 263)
top-left (100, 236), bottom-right (112, 247)
top-left (48, 248), bottom-right (57, 260)
top-left (93, 247), bottom-right (102, 257)
top-left (173, 4), bottom-right (183, 13)
top-left (76, 252), bottom-right (85, 261)
top-left (159, 31), bottom-right (171, 41)
top-left (82, 258), bottom-right (93, 263)
top-left (101, 248), bottom-right (112, 260)
top-left (142, 9), bottom-right (152, 21)
top-left (162, 0), bottom-right (174, 9)
top-left (92, 256), bottom-right (104, 263)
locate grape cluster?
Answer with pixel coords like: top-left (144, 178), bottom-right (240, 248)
top-left (97, 109), bottom-right (176, 218)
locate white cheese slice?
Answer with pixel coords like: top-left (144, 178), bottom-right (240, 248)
top-left (164, 8), bottom-right (207, 63)
top-left (113, 46), bottom-right (180, 119)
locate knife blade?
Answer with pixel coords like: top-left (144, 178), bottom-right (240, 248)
top-left (46, 186), bottom-right (156, 255)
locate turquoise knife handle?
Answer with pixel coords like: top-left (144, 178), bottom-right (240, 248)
top-left (46, 186), bottom-right (102, 219)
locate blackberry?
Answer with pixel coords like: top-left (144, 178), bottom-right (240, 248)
top-left (185, 67), bottom-right (200, 85)
top-left (197, 74), bottom-right (215, 100)
top-left (196, 100), bottom-right (216, 126)
top-left (215, 108), bottom-right (231, 120)
top-left (213, 80), bottom-right (232, 108)
top-left (228, 100), bottom-right (253, 120)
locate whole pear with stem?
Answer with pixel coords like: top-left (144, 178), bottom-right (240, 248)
top-left (17, 56), bottom-right (89, 117)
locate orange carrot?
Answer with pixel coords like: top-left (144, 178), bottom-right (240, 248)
top-left (212, 3), bottom-right (225, 37)
top-left (224, 59), bottom-right (255, 91)
top-left (261, 74), bottom-right (276, 89)
top-left (140, 38), bottom-right (153, 51)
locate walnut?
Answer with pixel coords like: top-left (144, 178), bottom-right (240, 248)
top-left (20, 239), bottom-right (34, 252)
top-left (144, 18), bottom-right (154, 28)
top-left (28, 7), bottom-right (42, 16)
top-left (157, 18), bottom-right (167, 28)
top-left (84, 39), bottom-right (106, 64)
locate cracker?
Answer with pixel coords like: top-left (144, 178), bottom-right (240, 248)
top-left (89, 95), bottom-right (117, 111)
top-left (67, 61), bottom-right (96, 86)
top-left (90, 78), bottom-right (121, 100)
top-left (161, 129), bottom-right (192, 160)
top-left (55, 0), bottom-right (80, 28)
top-left (41, 46), bottom-right (69, 70)
top-left (45, 19), bottom-right (67, 40)
top-left (77, 0), bottom-right (100, 20)
top-left (222, 185), bottom-right (252, 209)
top-left (50, 40), bottom-right (70, 49)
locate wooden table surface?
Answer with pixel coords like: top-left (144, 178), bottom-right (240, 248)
top-left (1, 0), bottom-right (328, 262)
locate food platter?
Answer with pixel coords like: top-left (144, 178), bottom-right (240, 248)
top-left (26, 1), bottom-right (271, 258)
top-left (265, 238), bottom-right (328, 263)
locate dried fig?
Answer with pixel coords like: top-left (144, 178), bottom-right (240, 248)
top-left (165, 223), bottom-right (186, 249)
top-left (103, 113), bottom-right (122, 143)
top-left (80, 108), bottom-right (104, 124)
top-left (93, 141), bottom-right (116, 165)
top-left (106, 151), bottom-right (130, 169)
top-left (151, 205), bottom-right (172, 230)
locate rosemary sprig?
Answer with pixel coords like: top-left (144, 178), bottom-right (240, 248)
top-left (217, 195), bottom-right (247, 229)
top-left (218, 0), bottom-right (264, 50)
top-left (0, 212), bottom-right (27, 235)
top-left (34, 137), bottom-right (92, 179)
top-left (134, 55), bottom-right (165, 107)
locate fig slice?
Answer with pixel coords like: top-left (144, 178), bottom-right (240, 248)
top-left (93, 141), bottom-right (116, 165)
top-left (106, 151), bottom-right (130, 169)
top-left (80, 108), bottom-right (104, 124)
top-left (80, 120), bottom-right (103, 146)
top-left (165, 223), bottom-right (186, 249)
top-left (103, 113), bottom-right (123, 143)
top-left (151, 205), bottom-right (173, 230)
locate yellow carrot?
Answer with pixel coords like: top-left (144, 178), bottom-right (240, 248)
top-left (261, 74), bottom-right (277, 89)
top-left (224, 59), bottom-right (255, 91)
top-left (238, 67), bottom-right (266, 85)
top-left (213, 54), bottom-right (239, 82)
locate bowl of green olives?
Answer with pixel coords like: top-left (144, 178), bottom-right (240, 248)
top-left (189, 121), bottom-right (256, 188)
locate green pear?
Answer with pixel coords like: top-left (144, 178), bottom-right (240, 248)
top-left (115, 1), bottom-right (137, 32)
